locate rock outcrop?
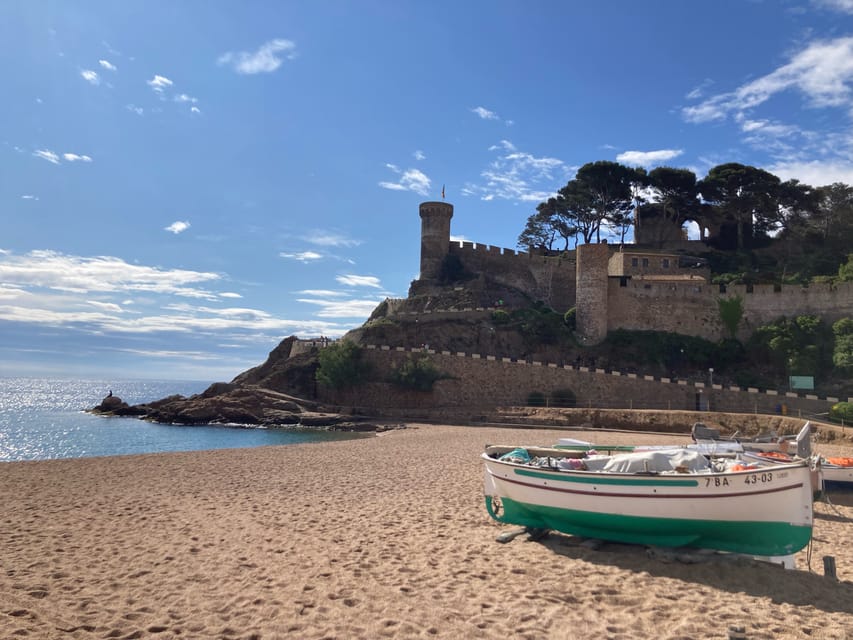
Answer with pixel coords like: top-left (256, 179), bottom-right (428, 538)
top-left (88, 363), bottom-right (398, 432)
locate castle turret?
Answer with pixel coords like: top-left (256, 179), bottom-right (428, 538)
top-left (575, 243), bottom-right (611, 345)
top-left (418, 201), bottom-right (453, 280)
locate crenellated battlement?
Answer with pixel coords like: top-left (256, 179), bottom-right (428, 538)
top-left (414, 200), bottom-right (852, 343)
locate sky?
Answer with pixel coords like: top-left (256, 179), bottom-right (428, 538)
top-left (3, 0), bottom-right (853, 382)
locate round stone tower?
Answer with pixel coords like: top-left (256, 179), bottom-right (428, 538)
top-left (575, 242), bottom-right (611, 345)
top-left (418, 201), bottom-right (453, 280)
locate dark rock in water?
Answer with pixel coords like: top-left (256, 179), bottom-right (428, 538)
top-left (90, 394), bottom-right (146, 417)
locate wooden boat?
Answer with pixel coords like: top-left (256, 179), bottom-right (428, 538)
top-left (483, 444), bottom-right (815, 559)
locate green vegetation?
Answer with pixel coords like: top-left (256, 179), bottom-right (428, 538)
top-left (830, 402), bottom-right (853, 423)
top-left (563, 307), bottom-right (577, 331)
top-left (746, 315), bottom-right (832, 380)
top-left (520, 161), bottom-right (853, 284)
top-left (316, 340), bottom-right (371, 390)
top-left (833, 318), bottom-right (853, 372)
top-left (388, 355), bottom-right (449, 391)
top-left (491, 309), bottom-right (510, 325)
top-left (717, 295), bottom-right (744, 339)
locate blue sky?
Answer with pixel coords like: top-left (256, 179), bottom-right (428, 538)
top-left (3, 0), bottom-right (853, 382)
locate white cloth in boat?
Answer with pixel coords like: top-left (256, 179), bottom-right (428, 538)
top-left (583, 449), bottom-right (710, 474)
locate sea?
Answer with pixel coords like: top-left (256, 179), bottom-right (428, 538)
top-left (0, 377), bottom-right (369, 462)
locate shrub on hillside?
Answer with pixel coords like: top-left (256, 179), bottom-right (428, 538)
top-left (563, 307), bottom-right (576, 330)
top-left (316, 341), bottom-right (370, 390)
top-left (388, 355), bottom-right (448, 391)
top-left (491, 309), bottom-right (510, 325)
top-left (830, 402), bottom-right (853, 423)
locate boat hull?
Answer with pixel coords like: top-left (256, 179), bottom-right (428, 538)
top-left (483, 453), bottom-right (813, 557)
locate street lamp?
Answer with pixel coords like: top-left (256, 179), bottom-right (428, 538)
top-left (709, 367), bottom-right (714, 387)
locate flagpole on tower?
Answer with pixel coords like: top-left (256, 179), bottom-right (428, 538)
top-left (441, 184), bottom-right (445, 200)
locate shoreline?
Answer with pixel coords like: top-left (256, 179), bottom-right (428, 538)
top-left (2, 424), bottom-right (853, 639)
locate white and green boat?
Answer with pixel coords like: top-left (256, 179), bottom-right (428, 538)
top-left (483, 444), bottom-right (815, 560)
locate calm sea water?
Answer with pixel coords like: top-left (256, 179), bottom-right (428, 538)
top-left (0, 378), bottom-right (368, 462)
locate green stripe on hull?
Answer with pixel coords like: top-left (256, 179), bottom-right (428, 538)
top-left (514, 468), bottom-right (699, 486)
top-left (486, 496), bottom-right (811, 556)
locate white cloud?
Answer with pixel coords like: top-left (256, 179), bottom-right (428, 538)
top-left (296, 297), bottom-right (383, 319)
top-left (175, 93), bottom-right (198, 103)
top-left (63, 153), bottom-right (93, 163)
top-left (87, 300), bottom-right (123, 313)
top-left (219, 292), bottom-right (242, 299)
top-left (217, 38), bottom-right (297, 74)
top-left (165, 221), bottom-right (190, 234)
top-left (304, 232), bottom-right (360, 248)
top-left (279, 251), bottom-right (322, 262)
top-left (297, 289), bottom-right (348, 297)
top-left (616, 149), bottom-right (684, 166)
top-left (335, 274), bottom-right (381, 288)
top-left (99, 59), bottom-right (117, 71)
top-left (21, 195), bottom-right (38, 200)
top-left (471, 106), bottom-right (499, 120)
top-left (379, 165), bottom-right (431, 195)
top-left (126, 104), bottom-right (144, 116)
top-left (769, 160), bottom-right (853, 187)
top-left (0, 250), bottom-right (221, 299)
top-left (190, 106), bottom-right (201, 114)
top-left (414, 150), bottom-right (426, 160)
top-left (682, 36), bottom-right (853, 123)
top-left (814, 0), bottom-right (853, 13)
top-left (463, 141), bottom-right (569, 203)
top-left (33, 149), bottom-right (60, 164)
top-left (147, 75), bottom-right (173, 92)
top-left (81, 69), bottom-right (100, 85)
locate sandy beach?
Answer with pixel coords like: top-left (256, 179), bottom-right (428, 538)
top-left (3, 424), bottom-right (853, 639)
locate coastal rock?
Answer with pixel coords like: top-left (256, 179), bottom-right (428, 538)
top-left (90, 394), bottom-right (146, 417)
top-left (89, 379), bottom-right (381, 431)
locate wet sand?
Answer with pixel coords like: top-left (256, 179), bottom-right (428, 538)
top-left (2, 424), bottom-right (853, 639)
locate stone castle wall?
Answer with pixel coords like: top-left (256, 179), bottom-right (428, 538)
top-left (449, 241), bottom-right (577, 312)
top-left (320, 345), bottom-right (846, 418)
top-left (416, 201), bottom-right (852, 342)
top-left (606, 280), bottom-right (853, 341)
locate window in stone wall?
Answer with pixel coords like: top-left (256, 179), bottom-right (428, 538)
top-left (662, 258), bottom-right (670, 268)
top-left (642, 258), bottom-right (649, 267)
top-left (631, 257), bottom-right (638, 267)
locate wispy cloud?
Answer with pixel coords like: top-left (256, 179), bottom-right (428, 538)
top-left (471, 106), bottom-right (499, 120)
top-left (335, 274), bottom-right (381, 288)
top-left (217, 38), bottom-right (297, 74)
top-left (304, 231), bottom-right (360, 248)
top-left (770, 160), bottom-right (853, 187)
top-left (126, 104), bottom-right (144, 116)
top-left (80, 69), bottom-right (100, 85)
top-left (33, 149), bottom-right (60, 164)
top-left (0, 250), bottom-right (221, 299)
top-left (280, 251), bottom-right (323, 262)
top-left (147, 74), bottom-right (173, 93)
top-left (682, 36), bottom-right (853, 123)
top-left (297, 289), bottom-right (348, 297)
top-left (99, 59), bottom-right (117, 71)
top-left (616, 149), bottom-right (684, 166)
top-left (63, 153), bottom-right (93, 163)
top-left (20, 195), bottom-right (39, 201)
top-left (379, 164), bottom-right (431, 195)
top-left (296, 297), bottom-right (384, 319)
top-left (413, 150), bottom-right (426, 161)
top-left (814, 0), bottom-right (853, 13)
top-left (165, 221), bottom-right (190, 234)
top-left (462, 140), bottom-right (569, 203)
top-left (175, 93), bottom-right (198, 104)
top-left (219, 292), bottom-right (243, 299)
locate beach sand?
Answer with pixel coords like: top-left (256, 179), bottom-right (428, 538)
top-left (2, 424), bottom-right (853, 639)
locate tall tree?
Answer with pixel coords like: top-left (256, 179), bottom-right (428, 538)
top-left (575, 161), bottom-right (640, 243)
top-left (648, 166), bottom-right (700, 226)
top-left (698, 163), bottom-right (782, 250)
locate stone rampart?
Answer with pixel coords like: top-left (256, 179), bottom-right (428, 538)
top-left (319, 345), bottom-right (846, 419)
top-left (449, 242), bottom-right (577, 311)
top-left (606, 280), bottom-right (853, 341)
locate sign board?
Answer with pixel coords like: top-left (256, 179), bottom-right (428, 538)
top-left (789, 376), bottom-right (814, 391)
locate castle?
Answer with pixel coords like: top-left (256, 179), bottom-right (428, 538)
top-left (414, 201), bottom-right (853, 344)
